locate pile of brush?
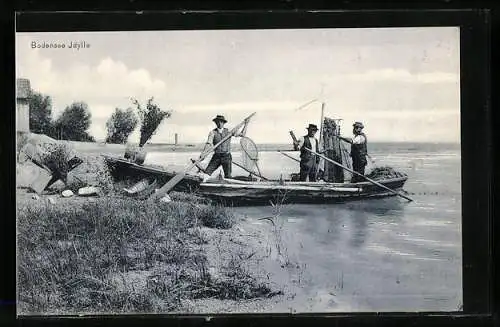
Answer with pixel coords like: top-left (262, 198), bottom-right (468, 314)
top-left (366, 166), bottom-right (407, 180)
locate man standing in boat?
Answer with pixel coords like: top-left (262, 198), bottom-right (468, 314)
top-left (337, 121), bottom-right (368, 183)
top-left (296, 124), bottom-right (322, 182)
top-left (201, 114), bottom-right (244, 179)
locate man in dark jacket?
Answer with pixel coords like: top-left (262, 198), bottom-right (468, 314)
top-left (202, 115), bottom-right (243, 178)
top-left (296, 124), bottom-right (321, 182)
top-left (338, 121), bottom-right (368, 183)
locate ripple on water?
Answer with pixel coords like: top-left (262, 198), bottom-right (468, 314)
top-left (411, 220), bottom-right (455, 227)
top-left (402, 237), bottom-right (461, 248)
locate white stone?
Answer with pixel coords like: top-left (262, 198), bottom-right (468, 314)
top-left (159, 194), bottom-right (172, 203)
top-left (62, 190), bottom-right (74, 197)
top-left (78, 186), bottom-right (100, 196)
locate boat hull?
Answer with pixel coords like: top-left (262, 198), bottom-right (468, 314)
top-left (102, 154), bottom-right (202, 192)
top-left (198, 176), bottom-right (408, 206)
top-left (102, 154), bottom-right (409, 206)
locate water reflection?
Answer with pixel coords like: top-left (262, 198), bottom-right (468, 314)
top-left (349, 210), bottom-right (368, 248)
top-left (345, 198), bottom-right (406, 219)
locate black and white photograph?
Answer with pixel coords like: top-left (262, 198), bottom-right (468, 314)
top-left (15, 24), bottom-right (463, 315)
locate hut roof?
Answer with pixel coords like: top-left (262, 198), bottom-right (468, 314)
top-left (16, 78), bottom-right (31, 99)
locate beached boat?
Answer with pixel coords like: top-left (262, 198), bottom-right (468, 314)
top-left (102, 154), bottom-right (202, 192)
top-left (197, 173), bottom-right (409, 206)
top-left (103, 153), bottom-right (409, 205)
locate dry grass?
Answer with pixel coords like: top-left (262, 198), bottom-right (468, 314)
top-left (17, 194), bottom-right (277, 315)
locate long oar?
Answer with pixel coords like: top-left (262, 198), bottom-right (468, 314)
top-left (303, 148), bottom-right (413, 202)
top-left (149, 112), bottom-right (256, 201)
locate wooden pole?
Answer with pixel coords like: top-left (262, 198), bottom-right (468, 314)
top-left (278, 150), bottom-right (300, 163)
top-left (319, 102), bottom-right (325, 147)
top-left (315, 102), bottom-right (325, 180)
top-left (232, 161), bottom-right (269, 181)
top-left (303, 148), bottom-right (413, 202)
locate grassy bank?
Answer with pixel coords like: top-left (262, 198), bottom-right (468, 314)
top-left (17, 193), bottom-right (280, 315)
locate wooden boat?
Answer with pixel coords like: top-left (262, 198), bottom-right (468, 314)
top-left (102, 107), bottom-right (412, 206)
top-left (197, 173), bottom-right (408, 206)
top-left (103, 153), bottom-right (408, 206)
top-left (102, 154), bottom-right (202, 192)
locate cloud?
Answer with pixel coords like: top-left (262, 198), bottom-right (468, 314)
top-left (16, 42), bottom-right (460, 144)
top-left (16, 49), bottom-right (167, 114)
top-left (16, 49), bottom-right (170, 141)
top-left (343, 69), bottom-right (459, 84)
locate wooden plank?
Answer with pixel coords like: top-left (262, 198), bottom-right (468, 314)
top-left (203, 176), bottom-right (406, 187)
top-left (200, 183), bottom-right (361, 192)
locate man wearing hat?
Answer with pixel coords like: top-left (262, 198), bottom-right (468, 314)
top-left (338, 121), bottom-right (368, 183)
top-left (201, 114), bottom-right (244, 178)
top-left (296, 123), bottom-right (322, 182)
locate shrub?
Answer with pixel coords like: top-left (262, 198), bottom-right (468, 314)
top-left (131, 97), bottom-right (172, 147)
top-left (39, 142), bottom-right (75, 182)
top-left (67, 155), bottom-right (114, 194)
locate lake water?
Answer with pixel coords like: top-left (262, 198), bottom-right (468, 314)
top-left (144, 143), bottom-right (462, 312)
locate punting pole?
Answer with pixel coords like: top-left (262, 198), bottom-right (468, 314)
top-left (303, 148), bottom-right (413, 202)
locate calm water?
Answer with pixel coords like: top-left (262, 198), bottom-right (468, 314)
top-left (144, 143), bottom-right (462, 312)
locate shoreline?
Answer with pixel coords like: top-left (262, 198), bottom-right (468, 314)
top-left (15, 187), bottom-right (351, 314)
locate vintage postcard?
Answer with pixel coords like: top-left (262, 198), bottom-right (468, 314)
top-left (15, 26), bottom-right (462, 315)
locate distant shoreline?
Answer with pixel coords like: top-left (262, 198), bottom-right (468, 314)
top-left (67, 140), bottom-right (460, 156)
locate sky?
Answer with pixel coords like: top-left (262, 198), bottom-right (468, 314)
top-left (15, 27), bottom-right (460, 144)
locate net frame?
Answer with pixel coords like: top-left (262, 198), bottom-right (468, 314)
top-left (239, 136), bottom-right (263, 177)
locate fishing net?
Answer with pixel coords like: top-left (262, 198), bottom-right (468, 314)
top-left (321, 117), bottom-right (346, 182)
top-left (240, 136), bottom-right (262, 177)
top-left (340, 141), bottom-right (353, 181)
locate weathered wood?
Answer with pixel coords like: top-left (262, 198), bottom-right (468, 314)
top-left (201, 182), bottom-right (361, 192)
top-left (103, 154), bottom-right (202, 192)
top-left (198, 176), bottom-right (407, 206)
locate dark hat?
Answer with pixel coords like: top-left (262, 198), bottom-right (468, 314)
top-left (353, 121), bottom-right (364, 129)
top-left (306, 124), bottom-right (318, 131)
top-left (212, 115), bottom-right (227, 123)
